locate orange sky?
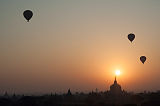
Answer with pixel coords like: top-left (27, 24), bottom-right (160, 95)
top-left (0, 0), bottom-right (160, 94)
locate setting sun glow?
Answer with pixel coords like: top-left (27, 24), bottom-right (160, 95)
top-left (115, 70), bottom-right (120, 76)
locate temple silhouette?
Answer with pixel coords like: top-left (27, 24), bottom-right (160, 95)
top-left (107, 76), bottom-right (130, 105)
top-left (109, 76), bottom-right (122, 95)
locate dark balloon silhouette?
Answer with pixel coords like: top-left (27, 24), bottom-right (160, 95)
top-left (23, 10), bottom-right (33, 22)
top-left (128, 33), bottom-right (135, 43)
top-left (140, 56), bottom-right (146, 64)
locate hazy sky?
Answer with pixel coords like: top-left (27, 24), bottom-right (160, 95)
top-left (0, 0), bottom-right (160, 94)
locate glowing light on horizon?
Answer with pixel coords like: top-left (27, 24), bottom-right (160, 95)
top-left (115, 70), bottom-right (120, 76)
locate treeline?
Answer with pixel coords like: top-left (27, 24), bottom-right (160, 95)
top-left (0, 91), bottom-right (160, 106)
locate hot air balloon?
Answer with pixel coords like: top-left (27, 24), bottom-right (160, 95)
top-left (128, 33), bottom-right (135, 43)
top-left (23, 10), bottom-right (33, 22)
top-left (140, 56), bottom-right (146, 64)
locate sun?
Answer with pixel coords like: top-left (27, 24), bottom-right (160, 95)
top-left (115, 70), bottom-right (120, 76)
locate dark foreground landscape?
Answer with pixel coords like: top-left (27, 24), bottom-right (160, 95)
top-left (1, 78), bottom-right (160, 106)
top-left (1, 89), bottom-right (160, 106)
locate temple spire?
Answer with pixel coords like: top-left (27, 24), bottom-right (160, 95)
top-left (114, 76), bottom-right (117, 84)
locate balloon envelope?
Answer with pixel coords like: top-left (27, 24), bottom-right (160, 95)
top-left (23, 10), bottom-right (33, 22)
top-left (140, 56), bottom-right (146, 64)
top-left (128, 33), bottom-right (135, 42)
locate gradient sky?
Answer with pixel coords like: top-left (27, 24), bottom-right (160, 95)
top-left (0, 0), bottom-right (160, 94)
